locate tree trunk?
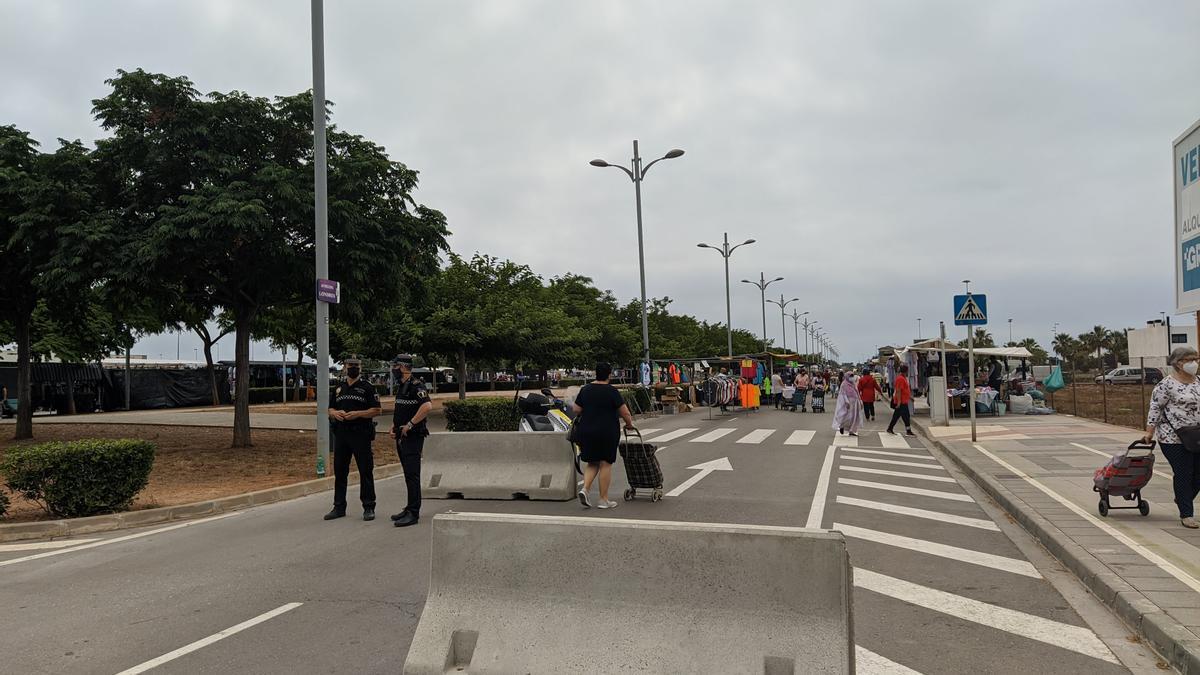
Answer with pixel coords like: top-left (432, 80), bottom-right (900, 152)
top-left (294, 343), bottom-right (305, 401)
top-left (457, 348), bottom-right (467, 400)
top-left (14, 316), bottom-right (33, 440)
top-left (231, 311), bottom-right (254, 448)
top-left (203, 340), bottom-right (219, 406)
top-left (65, 370), bottom-right (76, 416)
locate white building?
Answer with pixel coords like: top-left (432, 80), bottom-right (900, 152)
top-left (1128, 321), bottom-right (1197, 369)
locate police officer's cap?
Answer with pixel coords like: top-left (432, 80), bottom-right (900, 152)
top-left (390, 354), bottom-right (415, 367)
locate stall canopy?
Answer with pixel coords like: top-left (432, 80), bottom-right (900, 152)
top-left (896, 338), bottom-right (1033, 360)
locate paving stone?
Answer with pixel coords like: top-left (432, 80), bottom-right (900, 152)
top-left (1141, 590), bottom-right (1200, 609)
top-left (1128, 577), bottom-right (1199, 592)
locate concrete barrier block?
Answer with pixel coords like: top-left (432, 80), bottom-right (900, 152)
top-left (422, 432), bottom-right (576, 501)
top-left (404, 513), bottom-right (855, 674)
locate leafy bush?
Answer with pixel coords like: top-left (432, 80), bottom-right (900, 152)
top-left (443, 397), bottom-right (520, 431)
top-left (0, 488), bottom-right (8, 519)
top-left (0, 439), bottom-right (156, 518)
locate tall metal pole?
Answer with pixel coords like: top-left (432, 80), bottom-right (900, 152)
top-left (723, 232), bottom-right (732, 357)
top-left (759, 272), bottom-right (768, 351)
top-left (282, 345), bottom-right (287, 405)
top-left (632, 140), bottom-right (650, 371)
top-left (778, 294), bottom-right (788, 352)
top-left (964, 280), bottom-right (977, 442)
top-left (917, 318), bottom-right (922, 340)
top-left (940, 321), bottom-right (950, 427)
top-left (312, 0), bottom-right (330, 477)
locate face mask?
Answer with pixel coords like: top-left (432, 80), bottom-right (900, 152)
top-left (1183, 362), bottom-right (1199, 376)
top-left (346, 367), bottom-right (360, 379)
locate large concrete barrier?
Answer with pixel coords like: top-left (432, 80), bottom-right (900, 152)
top-left (422, 432), bottom-right (576, 501)
top-left (403, 513), bottom-right (855, 674)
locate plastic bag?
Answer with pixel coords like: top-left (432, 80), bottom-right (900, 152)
top-left (1044, 366), bottom-right (1065, 393)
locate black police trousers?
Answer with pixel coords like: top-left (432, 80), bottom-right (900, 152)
top-left (397, 433), bottom-right (425, 517)
top-left (333, 430), bottom-right (376, 511)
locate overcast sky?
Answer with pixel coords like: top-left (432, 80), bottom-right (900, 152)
top-left (5, 0), bottom-right (1200, 363)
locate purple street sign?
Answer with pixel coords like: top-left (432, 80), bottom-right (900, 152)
top-left (317, 279), bottom-right (340, 304)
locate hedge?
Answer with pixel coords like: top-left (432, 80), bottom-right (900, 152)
top-left (443, 397), bottom-right (520, 431)
top-left (0, 439), bottom-right (156, 518)
top-left (0, 488), bottom-right (8, 519)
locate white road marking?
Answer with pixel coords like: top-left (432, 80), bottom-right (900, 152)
top-left (114, 602), bottom-right (303, 674)
top-left (836, 496), bottom-right (1000, 531)
top-left (838, 447), bottom-right (935, 461)
top-left (689, 428), bottom-right (737, 443)
top-left (665, 457), bottom-right (733, 497)
top-left (855, 569), bottom-right (1118, 663)
top-left (0, 513), bottom-right (241, 568)
top-left (835, 523), bottom-right (1042, 578)
top-left (784, 429), bottom-right (816, 446)
top-left (838, 478), bottom-right (973, 502)
top-left (0, 538), bottom-right (100, 552)
top-left (832, 435), bottom-right (859, 447)
top-left (974, 443), bottom-right (1200, 594)
top-left (643, 428), bottom-right (698, 443)
top-left (855, 645), bottom-right (923, 674)
top-left (634, 428), bottom-right (661, 437)
top-left (837, 454), bottom-right (947, 471)
top-left (839, 465), bottom-right (957, 484)
top-left (806, 445), bottom-right (838, 528)
top-left (878, 432), bottom-right (911, 449)
top-left (1070, 442), bottom-right (1173, 480)
top-left (736, 428), bottom-right (776, 444)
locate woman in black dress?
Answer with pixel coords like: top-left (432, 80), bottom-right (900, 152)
top-left (573, 362), bottom-right (636, 509)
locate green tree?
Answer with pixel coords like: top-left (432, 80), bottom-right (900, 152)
top-left (958, 328), bottom-right (994, 348)
top-left (92, 70), bottom-right (447, 446)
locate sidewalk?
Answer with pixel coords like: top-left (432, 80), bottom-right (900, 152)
top-left (912, 411), bottom-right (1200, 673)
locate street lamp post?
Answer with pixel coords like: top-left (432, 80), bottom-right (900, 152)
top-left (312, 0), bottom-right (331, 477)
top-left (767, 295), bottom-right (800, 352)
top-left (805, 319), bottom-right (817, 363)
top-left (741, 272), bottom-right (784, 352)
top-left (698, 233), bottom-right (755, 357)
top-left (789, 310), bottom-right (809, 359)
top-left (592, 142), bottom-right (685, 381)
top-left (1008, 318), bottom-right (1013, 344)
top-left (917, 318), bottom-right (922, 340)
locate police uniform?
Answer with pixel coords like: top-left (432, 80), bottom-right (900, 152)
top-left (391, 373), bottom-right (430, 524)
top-left (329, 375), bottom-right (380, 517)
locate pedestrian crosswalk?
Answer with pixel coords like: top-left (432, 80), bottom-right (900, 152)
top-left (814, 434), bottom-right (1124, 672)
top-left (638, 426), bottom-right (923, 450)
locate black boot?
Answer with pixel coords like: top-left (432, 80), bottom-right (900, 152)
top-left (390, 510), bottom-right (408, 522)
top-left (363, 508), bottom-right (375, 521)
top-left (394, 511), bottom-right (419, 527)
top-left (323, 508), bottom-right (346, 521)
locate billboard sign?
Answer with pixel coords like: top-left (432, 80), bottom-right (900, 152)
top-left (1175, 118), bottom-right (1200, 313)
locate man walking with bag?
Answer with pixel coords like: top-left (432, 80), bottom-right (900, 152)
top-left (886, 363), bottom-right (915, 436)
top-left (389, 354), bottom-right (432, 528)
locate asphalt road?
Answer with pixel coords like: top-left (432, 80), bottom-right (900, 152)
top-left (0, 404), bottom-right (1171, 674)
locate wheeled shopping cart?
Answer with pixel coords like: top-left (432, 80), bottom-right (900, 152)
top-left (1093, 440), bottom-right (1155, 517)
top-left (619, 428), bottom-right (664, 502)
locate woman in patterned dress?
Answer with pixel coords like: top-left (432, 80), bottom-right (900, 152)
top-left (1143, 347), bottom-right (1200, 529)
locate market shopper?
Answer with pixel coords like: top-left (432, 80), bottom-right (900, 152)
top-left (857, 368), bottom-right (882, 421)
top-left (1142, 347), bottom-right (1200, 529)
top-left (389, 354), bottom-right (432, 528)
top-left (574, 362), bottom-right (636, 509)
top-left (771, 370), bottom-right (785, 408)
top-left (886, 364), bottom-right (915, 436)
top-left (833, 372), bottom-right (863, 436)
top-left (325, 359), bottom-right (381, 522)
top-left (794, 368), bottom-right (811, 412)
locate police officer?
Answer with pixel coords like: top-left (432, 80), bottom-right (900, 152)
top-left (324, 358), bottom-right (381, 521)
top-left (389, 354), bottom-right (432, 527)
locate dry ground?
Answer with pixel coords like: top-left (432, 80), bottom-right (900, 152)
top-left (1048, 383), bottom-right (1154, 430)
top-left (0, 424), bottom-right (398, 523)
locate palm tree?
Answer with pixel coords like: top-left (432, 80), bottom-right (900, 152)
top-left (1106, 329), bottom-right (1128, 368)
top-left (1053, 332), bottom-right (1079, 364)
top-left (1077, 326), bottom-right (1106, 372)
top-left (1017, 337), bottom-right (1048, 365)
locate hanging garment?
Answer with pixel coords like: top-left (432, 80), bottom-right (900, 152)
top-left (668, 363), bottom-right (680, 384)
top-left (754, 363), bottom-right (765, 385)
top-left (741, 359), bottom-right (756, 379)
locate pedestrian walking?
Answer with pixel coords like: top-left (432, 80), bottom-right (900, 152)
top-left (573, 362), bottom-right (636, 510)
top-left (857, 367), bottom-right (881, 421)
top-left (771, 370), bottom-right (785, 409)
top-left (325, 359), bottom-right (381, 522)
top-left (833, 372), bottom-right (863, 436)
top-left (1141, 347), bottom-right (1200, 529)
top-left (886, 364), bottom-right (915, 436)
top-left (794, 368), bottom-right (811, 412)
top-left (389, 354), bottom-right (432, 528)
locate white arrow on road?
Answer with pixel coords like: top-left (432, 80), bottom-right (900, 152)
top-left (665, 457), bottom-right (733, 497)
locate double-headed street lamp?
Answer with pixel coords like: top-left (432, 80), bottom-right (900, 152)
top-left (591, 141), bottom-right (685, 378)
top-left (766, 294), bottom-right (800, 352)
top-left (697, 233), bottom-right (755, 357)
top-left (741, 272), bottom-right (784, 352)
top-left (805, 319), bottom-right (818, 361)
top-left (789, 309), bottom-right (809, 358)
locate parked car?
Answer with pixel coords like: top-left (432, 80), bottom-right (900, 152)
top-left (1095, 367), bottom-right (1163, 385)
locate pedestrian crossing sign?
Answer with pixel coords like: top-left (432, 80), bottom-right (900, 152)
top-left (953, 294), bottom-right (987, 325)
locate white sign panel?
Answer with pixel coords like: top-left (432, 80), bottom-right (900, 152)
top-left (1175, 118), bottom-right (1200, 313)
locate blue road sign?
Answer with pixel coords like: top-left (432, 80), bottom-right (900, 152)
top-left (953, 294), bottom-right (987, 326)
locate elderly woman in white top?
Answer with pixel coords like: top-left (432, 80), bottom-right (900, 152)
top-left (1142, 347), bottom-right (1200, 529)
